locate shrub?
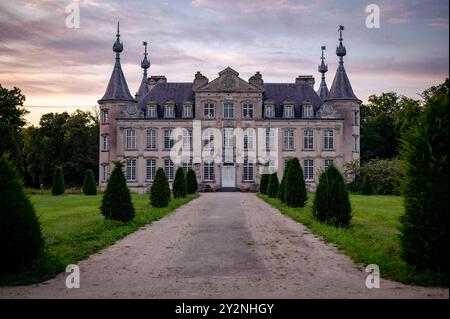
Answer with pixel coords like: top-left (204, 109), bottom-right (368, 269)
top-left (278, 159), bottom-right (291, 202)
top-left (172, 167), bottom-right (187, 198)
top-left (51, 166), bottom-right (65, 195)
top-left (150, 168), bottom-right (171, 208)
top-left (100, 161), bottom-right (135, 222)
top-left (361, 158), bottom-right (404, 195)
top-left (313, 165), bottom-right (352, 227)
top-left (82, 169), bottom-right (97, 195)
top-left (361, 175), bottom-right (373, 195)
top-left (399, 87), bottom-right (449, 274)
top-left (259, 173), bottom-right (269, 194)
top-left (285, 158), bottom-right (307, 207)
top-left (267, 173), bottom-right (279, 198)
top-left (0, 154), bottom-right (44, 273)
top-left (186, 169), bottom-right (198, 194)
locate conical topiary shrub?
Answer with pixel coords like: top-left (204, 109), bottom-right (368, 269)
top-left (278, 159), bottom-right (291, 202)
top-left (82, 169), bottom-right (97, 195)
top-left (267, 173), bottom-right (279, 198)
top-left (51, 166), bottom-right (65, 196)
top-left (150, 167), bottom-right (171, 207)
top-left (186, 169), bottom-right (198, 194)
top-left (313, 165), bottom-right (352, 227)
top-left (100, 161), bottom-right (135, 222)
top-left (361, 175), bottom-right (373, 195)
top-left (172, 167), bottom-right (187, 198)
top-left (259, 173), bottom-right (269, 194)
top-left (285, 158), bottom-right (307, 207)
top-left (0, 154), bottom-right (44, 273)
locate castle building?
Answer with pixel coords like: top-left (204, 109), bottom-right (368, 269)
top-left (98, 24), bottom-right (360, 193)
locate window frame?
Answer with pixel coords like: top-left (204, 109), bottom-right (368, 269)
top-left (265, 105), bottom-right (275, 118)
top-left (243, 159), bottom-right (254, 182)
top-left (125, 129), bottom-right (136, 150)
top-left (303, 105), bottom-right (313, 118)
top-left (164, 104), bottom-right (175, 118)
top-left (242, 102), bottom-right (254, 119)
top-left (101, 134), bottom-right (109, 151)
top-left (183, 105), bottom-right (193, 118)
top-left (164, 159), bottom-right (175, 181)
top-left (223, 102), bottom-right (234, 119)
top-left (126, 159), bottom-right (137, 182)
top-left (283, 128), bottom-right (295, 151)
top-left (304, 159), bottom-right (314, 181)
top-left (164, 129), bottom-right (174, 150)
top-left (101, 109), bottom-right (109, 124)
top-left (146, 158), bottom-right (156, 181)
top-left (147, 105), bottom-right (157, 118)
top-left (146, 129), bottom-right (157, 150)
top-left (203, 160), bottom-right (214, 182)
top-left (204, 102), bottom-right (215, 119)
top-left (303, 129), bottom-right (314, 150)
top-left (323, 130), bottom-right (334, 151)
top-left (284, 105), bottom-right (294, 118)
top-left (101, 164), bottom-right (109, 182)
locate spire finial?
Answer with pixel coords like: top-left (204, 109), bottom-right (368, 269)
top-left (141, 41), bottom-right (150, 73)
top-left (318, 45), bottom-right (328, 77)
top-left (336, 25), bottom-right (346, 63)
top-left (113, 21), bottom-right (123, 58)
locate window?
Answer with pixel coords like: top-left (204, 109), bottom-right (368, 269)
top-left (101, 135), bottom-right (109, 151)
top-left (352, 111), bottom-right (359, 125)
top-left (101, 110), bottom-right (109, 124)
top-left (182, 159), bottom-right (192, 172)
top-left (265, 128), bottom-right (275, 150)
top-left (203, 160), bottom-right (214, 181)
top-left (243, 159), bottom-right (254, 182)
top-left (303, 129), bottom-right (314, 150)
top-left (304, 159), bottom-right (314, 181)
top-left (147, 105), bottom-right (157, 118)
top-left (183, 105), bottom-right (193, 118)
top-left (243, 103), bottom-right (253, 119)
top-left (224, 128), bottom-right (233, 148)
top-left (126, 159), bottom-right (136, 181)
top-left (101, 164), bottom-right (109, 182)
top-left (324, 159), bottom-right (333, 169)
top-left (284, 129), bottom-right (295, 150)
top-left (164, 159), bottom-right (174, 181)
top-left (164, 105), bottom-right (174, 118)
top-left (146, 129), bottom-right (156, 150)
top-left (244, 129), bottom-right (254, 150)
top-left (125, 129), bottom-right (136, 150)
top-left (223, 102), bottom-right (234, 119)
top-left (265, 105), bottom-right (275, 118)
top-left (164, 129), bottom-right (173, 149)
top-left (284, 105), bottom-right (294, 118)
top-left (353, 135), bottom-right (359, 152)
top-left (204, 103), bottom-right (215, 118)
top-left (146, 159), bottom-right (156, 181)
top-left (203, 128), bottom-right (214, 151)
top-left (303, 105), bottom-right (313, 118)
top-left (324, 130), bottom-right (334, 151)
top-left (182, 129), bottom-right (192, 150)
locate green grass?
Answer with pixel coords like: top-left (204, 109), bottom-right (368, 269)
top-left (0, 192), bottom-right (198, 286)
top-left (258, 193), bottom-right (448, 287)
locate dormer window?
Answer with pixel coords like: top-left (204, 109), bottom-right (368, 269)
top-left (147, 104), bottom-right (157, 118)
top-left (183, 104), bottom-right (193, 118)
top-left (243, 103), bottom-right (253, 119)
top-left (164, 104), bottom-right (175, 118)
top-left (284, 104), bottom-right (294, 118)
top-left (303, 105), bottom-right (313, 118)
top-left (265, 105), bottom-right (275, 118)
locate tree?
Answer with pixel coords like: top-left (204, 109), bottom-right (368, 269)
top-left (186, 169), bottom-right (198, 194)
top-left (399, 80), bottom-right (449, 274)
top-left (0, 154), bottom-right (43, 273)
top-left (150, 168), bottom-right (171, 207)
top-left (285, 158), bottom-right (307, 207)
top-left (278, 159), bottom-right (291, 202)
top-left (100, 161), bottom-right (135, 222)
top-left (51, 166), bottom-right (65, 196)
top-left (259, 173), bottom-right (269, 194)
top-left (313, 165), bottom-right (352, 227)
top-left (82, 169), bottom-right (97, 195)
top-left (361, 175), bottom-right (373, 195)
top-left (267, 173), bottom-right (279, 198)
top-left (172, 167), bottom-right (187, 198)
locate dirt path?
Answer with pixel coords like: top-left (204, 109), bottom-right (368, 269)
top-left (0, 193), bottom-right (447, 298)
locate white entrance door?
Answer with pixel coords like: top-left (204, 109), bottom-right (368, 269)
top-left (222, 166), bottom-right (236, 187)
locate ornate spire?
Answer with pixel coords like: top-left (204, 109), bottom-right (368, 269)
top-left (99, 22), bottom-right (134, 102)
top-left (336, 25), bottom-right (346, 63)
top-left (317, 45), bottom-right (329, 100)
top-left (136, 41), bottom-right (150, 101)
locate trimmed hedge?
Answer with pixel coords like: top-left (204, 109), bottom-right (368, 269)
top-left (51, 166), bottom-right (65, 196)
top-left (285, 158), bottom-right (307, 207)
top-left (186, 169), bottom-right (198, 194)
top-left (361, 175), bottom-right (373, 195)
top-left (82, 169), bottom-right (97, 195)
top-left (278, 159), bottom-right (291, 202)
top-left (173, 167), bottom-right (187, 198)
top-left (267, 173), bottom-right (279, 198)
top-left (150, 167), bottom-right (171, 208)
top-left (259, 173), bottom-right (269, 194)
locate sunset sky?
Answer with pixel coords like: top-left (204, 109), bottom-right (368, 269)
top-left (0, 0), bottom-right (448, 125)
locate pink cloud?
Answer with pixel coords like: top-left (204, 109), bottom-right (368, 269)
top-left (191, 0), bottom-right (311, 13)
top-left (428, 17), bottom-right (449, 28)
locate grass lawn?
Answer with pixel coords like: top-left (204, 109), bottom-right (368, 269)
top-left (259, 193), bottom-right (448, 287)
top-left (0, 192), bottom-right (198, 286)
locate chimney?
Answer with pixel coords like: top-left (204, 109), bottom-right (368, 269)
top-left (148, 76), bottom-right (167, 89)
top-left (295, 75), bottom-right (315, 88)
top-left (249, 71), bottom-right (264, 89)
top-left (193, 71), bottom-right (208, 90)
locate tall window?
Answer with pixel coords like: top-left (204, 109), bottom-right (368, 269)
top-left (146, 129), bottom-right (156, 150)
top-left (265, 105), bottom-right (275, 118)
top-left (265, 128), bottom-right (275, 151)
top-left (101, 110), bottom-right (109, 124)
top-left (147, 105), bottom-right (157, 118)
top-left (146, 159), bottom-right (156, 181)
top-left (303, 105), bottom-right (313, 118)
top-left (164, 105), bottom-right (174, 118)
top-left (125, 129), bottom-right (136, 150)
top-left (303, 129), bottom-right (314, 150)
top-left (126, 159), bottom-right (137, 181)
top-left (204, 103), bottom-right (215, 118)
top-left (224, 128), bottom-right (233, 148)
top-left (353, 135), bottom-right (359, 152)
top-left (324, 159), bottom-right (333, 169)
top-left (284, 129), bottom-right (295, 150)
top-left (164, 159), bottom-right (174, 181)
top-left (223, 102), bottom-right (234, 119)
top-left (101, 135), bottom-right (109, 151)
top-left (203, 161), bottom-right (214, 181)
top-left (101, 164), bottom-right (109, 182)
top-left (183, 105), bottom-right (193, 118)
top-left (203, 128), bottom-right (214, 151)
top-left (182, 129), bottom-right (192, 150)
top-left (164, 129), bottom-right (173, 149)
top-left (244, 129), bottom-right (254, 150)
top-left (243, 103), bottom-right (253, 119)
top-left (284, 105), bottom-right (294, 118)
top-left (182, 159), bottom-right (192, 172)
top-left (352, 111), bottom-right (359, 125)
top-left (304, 159), bottom-right (314, 181)
top-left (324, 130), bottom-right (334, 150)
top-left (243, 159), bottom-right (254, 182)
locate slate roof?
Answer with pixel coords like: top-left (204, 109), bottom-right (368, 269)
top-left (100, 59), bottom-right (135, 102)
top-left (326, 63), bottom-right (358, 101)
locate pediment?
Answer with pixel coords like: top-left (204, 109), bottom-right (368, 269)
top-left (195, 66), bottom-right (263, 93)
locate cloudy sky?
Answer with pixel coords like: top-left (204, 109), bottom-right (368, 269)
top-left (0, 0), bottom-right (448, 125)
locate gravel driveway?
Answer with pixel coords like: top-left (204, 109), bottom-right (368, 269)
top-left (0, 193), bottom-right (447, 298)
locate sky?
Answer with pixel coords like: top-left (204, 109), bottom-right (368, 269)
top-left (0, 0), bottom-right (448, 125)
